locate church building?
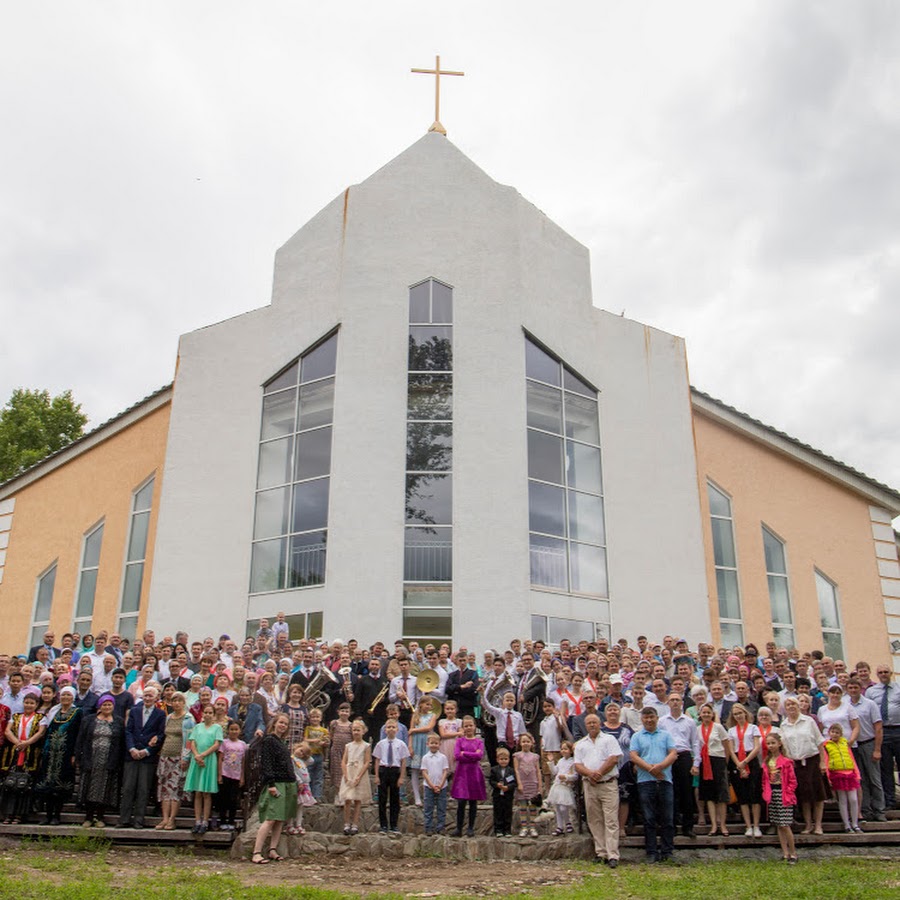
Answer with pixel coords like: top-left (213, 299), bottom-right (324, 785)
top-left (1, 131), bottom-right (898, 669)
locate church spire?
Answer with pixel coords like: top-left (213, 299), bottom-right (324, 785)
top-left (411, 54), bottom-right (464, 136)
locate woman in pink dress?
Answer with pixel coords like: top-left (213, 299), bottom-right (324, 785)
top-left (451, 716), bottom-right (486, 837)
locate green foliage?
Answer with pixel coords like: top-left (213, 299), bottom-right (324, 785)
top-left (0, 388), bottom-right (88, 482)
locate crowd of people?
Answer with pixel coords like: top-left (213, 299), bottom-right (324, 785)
top-left (1, 617), bottom-right (898, 866)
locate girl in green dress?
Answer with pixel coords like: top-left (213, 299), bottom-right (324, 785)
top-left (185, 704), bottom-right (222, 834)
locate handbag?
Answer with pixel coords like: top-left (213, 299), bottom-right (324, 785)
top-left (3, 769), bottom-right (31, 792)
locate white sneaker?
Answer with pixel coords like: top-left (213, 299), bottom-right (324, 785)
top-left (744, 827), bottom-right (754, 837)
top-left (519, 827), bottom-right (528, 837)
top-left (753, 826), bottom-right (763, 837)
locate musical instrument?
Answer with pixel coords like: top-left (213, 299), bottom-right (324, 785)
top-left (481, 671), bottom-right (515, 726)
top-left (416, 669), bottom-right (440, 693)
top-left (339, 665), bottom-right (353, 702)
top-left (305, 666), bottom-right (339, 711)
top-left (521, 667), bottom-right (550, 724)
top-left (367, 679), bottom-right (390, 715)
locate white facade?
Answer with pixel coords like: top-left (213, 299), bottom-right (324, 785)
top-left (148, 133), bottom-right (710, 648)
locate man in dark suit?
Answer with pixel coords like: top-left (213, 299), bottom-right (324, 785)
top-left (446, 650), bottom-right (480, 719)
top-left (73, 670), bottom-right (99, 716)
top-left (119, 686), bottom-right (166, 828)
top-left (355, 656), bottom-right (389, 741)
top-left (289, 648), bottom-right (318, 690)
top-left (709, 681), bottom-right (734, 724)
top-left (27, 630), bottom-right (60, 663)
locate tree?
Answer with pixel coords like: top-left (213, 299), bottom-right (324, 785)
top-left (0, 388), bottom-right (88, 482)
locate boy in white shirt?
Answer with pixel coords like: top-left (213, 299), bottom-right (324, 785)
top-left (420, 733), bottom-right (450, 835)
top-left (373, 719), bottom-right (410, 833)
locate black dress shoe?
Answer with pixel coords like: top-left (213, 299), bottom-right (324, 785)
top-left (119, 821), bottom-right (132, 828)
top-left (607, 858), bottom-right (619, 869)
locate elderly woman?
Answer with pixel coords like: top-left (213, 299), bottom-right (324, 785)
top-left (1, 692), bottom-right (48, 823)
top-left (280, 683), bottom-right (308, 748)
top-left (228, 687), bottom-right (266, 744)
top-left (251, 712), bottom-right (297, 864)
top-left (75, 694), bottom-right (125, 827)
top-left (156, 691), bottom-right (193, 830)
top-left (780, 696), bottom-right (828, 835)
top-left (34, 685), bottom-right (82, 824)
top-left (254, 672), bottom-right (282, 726)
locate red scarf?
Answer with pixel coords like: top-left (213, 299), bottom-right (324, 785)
top-left (735, 722), bottom-right (748, 762)
top-left (563, 690), bottom-right (583, 716)
top-left (16, 714), bottom-right (35, 768)
top-left (758, 724), bottom-right (772, 746)
top-left (700, 721), bottom-right (714, 780)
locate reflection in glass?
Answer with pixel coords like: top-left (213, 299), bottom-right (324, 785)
top-left (408, 374), bottom-right (452, 420)
top-left (409, 327), bottom-right (453, 371)
top-left (529, 534), bottom-right (567, 589)
top-left (527, 430), bottom-right (563, 484)
top-left (407, 422), bottom-right (452, 471)
top-left (768, 576), bottom-right (792, 624)
top-left (720, 621), bottom-right (744, 648)
top-left (711, 518), bottom-right (737, 568)
top-left (299, 379), bottom-right (334, 430)
top-left (300, 335), bottom-right (337, 383)
top-left (716, 569), bottom-right (741, 620)
top-left (527, 382), bottom-right (563, 434)
top-left (261, 390), bottom-right (296, 441)
top-left (295, 427), bottom-right (332, 481)
top-left (402, 604), bottom-right (452, 641)
top-left (134, 480), bottom-right (154, 512)
top-left (528, 482), bottom-right (565, 536)
top-left (257, 436), bottom-right (293, 489)
top-left (250, 538), bottom-right (287, 593)
top-left (406, 474), bottom-right (452, 525)
top-left (404, 527), bottom-right (452, 581)
top-left (121, 565), bottom-right (143, 614)
top-left (292, 478), bottom-right (330, 533)
top-left (254, 487), bottom-right (291, 540)
top-left (569, 543), bottom-right (608, 596)
top-left (763, 529), bottom-right (786, 574)
top-left (564, 393), bottom-right (600, 444)
top-left (549, 616), bottom-right (595, 644)
top-left (707, 483), bottom-right (731, 518)
top-left (35, 567), bottom-right (56, 622)
top-left (84, 526), bottom-right (104, 569)
top-left (288, 531), bottom-right (327, 587)
top-left (565, 442), bottom-right (603, 495)
top-left (431, 281), bottom-right (453, 322)
top-left (409, 281), bottom-right (430, 323)
top-left (568, 492), bottom-right (605, 545)
top-left (525, 338), bottom-right (560, 386)
top-left (265, 362), bottom-right (298, 394)
top-left (772, 626), bottom-right (795, 649)
top-left (76, 570), bottom-right (98, 619)
top-left (563, 369), bottom-right (595, 397)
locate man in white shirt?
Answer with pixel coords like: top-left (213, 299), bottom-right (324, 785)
top-left (659, 693), bottom-right (700, 837)
top-left (846, 678), bottom-right (886, 821)
top-left (91, 654), bottom-right (117, 694)
top-left (389, 657), bottom-right (420, 729)
top-left (574, 713), bottom-right (622, 867)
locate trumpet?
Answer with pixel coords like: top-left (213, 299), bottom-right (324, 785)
top-left (367, 680), bottom-right (390, 714)
top-left (339, 665), bottom-right (353, 702)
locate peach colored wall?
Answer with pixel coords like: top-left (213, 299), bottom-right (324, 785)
top-left (693, 411), bottom-right (889, 664)
top-left (0, 403), bottom-right (170, 653)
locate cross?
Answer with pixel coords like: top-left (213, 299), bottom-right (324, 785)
top-left (411, 54), bottom-right (464, 136)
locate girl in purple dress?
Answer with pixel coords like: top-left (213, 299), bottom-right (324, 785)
top-left (451, 716), bottom-right (486, 837)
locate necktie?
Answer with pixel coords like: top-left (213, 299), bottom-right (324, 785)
top-left (882, 684), bottom-right (890, 723)
top-left (505, 711), bottom-right (515, 748)
top-left (387, 740), bottom-right (394, 766)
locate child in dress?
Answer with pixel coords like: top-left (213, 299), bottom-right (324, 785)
top-left (303, 708), bottom-right (329, 801)
top-left (408, 697), bottom-right (437, 807)
top-left (539, 698), bottom-right (567, 796)
top-left (761, 733), bottom-right (798, 863)
top-left (438, 700), bottom-right (461, 775)
top-left (339, 720), bottom-right (372, 835)
top-left (547, 740), bottom-right (577, 835)
top-left (287, 741), bottom-right (316, 835)
top-left (513, 732), bottom-right (542, 837)
top-left (421, 733), bottom-right (449, 835)
top-left (328, 703), bottom-right (354, 801)
top-left (824, 723), bottom-right (862, 833)
top-left (216, 720), bottom-right (246, 831)
top-left (488, 746), bottom-right (516, 837)
top-left (184, 703), bottom-right (223, 835)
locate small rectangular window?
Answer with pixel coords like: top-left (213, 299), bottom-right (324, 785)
top-left (815, 569), bottom-right (844, 660)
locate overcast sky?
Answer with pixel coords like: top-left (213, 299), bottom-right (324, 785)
top-left (1, 2), bottom-right (898, 502)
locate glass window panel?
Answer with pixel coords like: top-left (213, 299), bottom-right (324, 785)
top-left (763, 529), bottom-right (786, 574)
top-left (295, 427), bottom-right (332, 481)
top-left (772, 626), bottom-right (795, 650)
top-left (307, 611), bottom-right (324, 638)
top-left (287, 531), bottom-right (327, 588)
top-left (265, 362), bottom-right (299, 394)
top-left (257, 436), bottom-right (294, 489)
top-left (815, 572), bottom-right (841, 630)
top-left (564, 393), bottom-right (600, 445)
top-left (568, 491), bottom-right (605, 545)
top-left (406, 474), bottom-right (452, 526)
top-left (526, 382), bottom-right (563, 434)
top-left (528, 482), bottom-right (565, 536)
top-left (291, 479), bottom-right (330, 533)
top-left (565, 442), bottom-right (603, 495)
top-left (83, 526), bottom-right (103, 569)
top-left (117, 616), bottom-right (138, 643)
top-left (768, 575), bottom-right (792, 624)
top-left (549, 617), bottom-right (596, 645)
top-left (719, 621), bottom-right (744, 648)
top-left (121, 563), bottom-right (144, 613)
top-left (529, 534), bottom-right (568, 589)
top-left (254, 487), bottom-right (291, 539)
top-left (127, 511), bottom-right (150, 562)
top-left (300, 335), bottom-right (337, 383)
top-left (569, 542), bottom-right (608, 596)
top-left (35, 566), bottom-right (56, 622)
top-left (404, 527), bottom-right (452, 581)
top-left (407, 374), bottom-right (452, 421)
top-left (403, 584), bottom-right (453, 607)
top-left (408, 326), bottom-right (453, 371)
top-left (250, 538), bottom-right (287, 593)
top-left (525, 339), bottom-right (561, 386)
top-left (76, 570), bottom-right (97, 619)
top-left (402, 606), bottom-right (452, 640)
top-left (527, 430), bottom-right (563, 484)
top-left (531, 616), bottom-right (548, 644)
top-left (563, 369), bottom-right (595, 398)
top-left (409, 281), bottom-right (430, 323)
top-left (298, 379), bottom-right (334, 431)
top-left (406, 422), bottom-right (452, 472)
top-left (134, 479), bottom-right (154, 512)
top-left (823, 631), bottom-right (844, 661)
top-left (715, 569), bottom-right (741, 620)
top-left (261, 389), bottom-right (297, 441)
top-left (431, 281), bottom-right (453, 323)
top-left (31, 625), bottom-right (49, 649)
top-left (710, 518), bottom-right (737, 568)
top-left (707, 483), bottom-right (732, 518)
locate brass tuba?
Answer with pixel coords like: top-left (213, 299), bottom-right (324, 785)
top-left (482, 671), bottom-right (515, 726)
top-left (305, 666), bottom-right (339, 711)
top-left (520, 667), bottom-right (550, 724)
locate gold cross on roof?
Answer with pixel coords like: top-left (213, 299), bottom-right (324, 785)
top-left (411, 54), bottom-right (464, 136)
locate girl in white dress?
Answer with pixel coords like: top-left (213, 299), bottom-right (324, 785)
top-left (547, 740), bottom-right (577, 835)
top-left (339, 721), bottom-right (372, 835)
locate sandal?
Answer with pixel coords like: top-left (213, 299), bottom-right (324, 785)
top-left (251, 853), bottom-right (269, 865)
top-left (349, 825), bottom-right (358, 835)
top-left (565, 823), bottom-right (573, 833)
top-left (268, 849), bottom-right (284, 861)
top-left (552, 827), bottom-right (564, 836)
top-left (163, 823), bottom-right (176, 831)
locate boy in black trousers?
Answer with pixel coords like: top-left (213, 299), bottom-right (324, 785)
top-left (489, 746), bottom-right (517, 837)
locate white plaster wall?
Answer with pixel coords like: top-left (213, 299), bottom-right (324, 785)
top-left (149, 133), bottom-right (710, 649)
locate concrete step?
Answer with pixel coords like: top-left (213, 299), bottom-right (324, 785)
top-left (0, 822), bottom-right (233, 846)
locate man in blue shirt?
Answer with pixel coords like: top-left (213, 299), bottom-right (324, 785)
top-left (630, 707), bottom-right (679, 862)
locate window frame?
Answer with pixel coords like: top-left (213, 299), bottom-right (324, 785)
top-left (707, 480), bottom-right (743, 646)
top-left (762, 524), bottom-right (794, 649)
top-left (117, 475), bottom-right (155, 641)
top-left (814, 569), bottom-right (845, 660)
top-left (72, 519), bottom-right (104, 633)
top-left (30, 560), bottom-right (58, 650)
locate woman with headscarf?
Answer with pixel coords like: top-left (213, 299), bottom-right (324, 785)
top-left (156, 691), bottom-right (193, 830)
top-left (34, 685), bottom-right (81, 824)
top-left (228, 686), bottom-right (265, 744)
top-left (75, 693), bottom-right (125, 827)
top-left (0, 692), bottom-right (47, 823)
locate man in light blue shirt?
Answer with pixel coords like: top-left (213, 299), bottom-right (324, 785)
top-left (630, 707), bottom-right (678, 862)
